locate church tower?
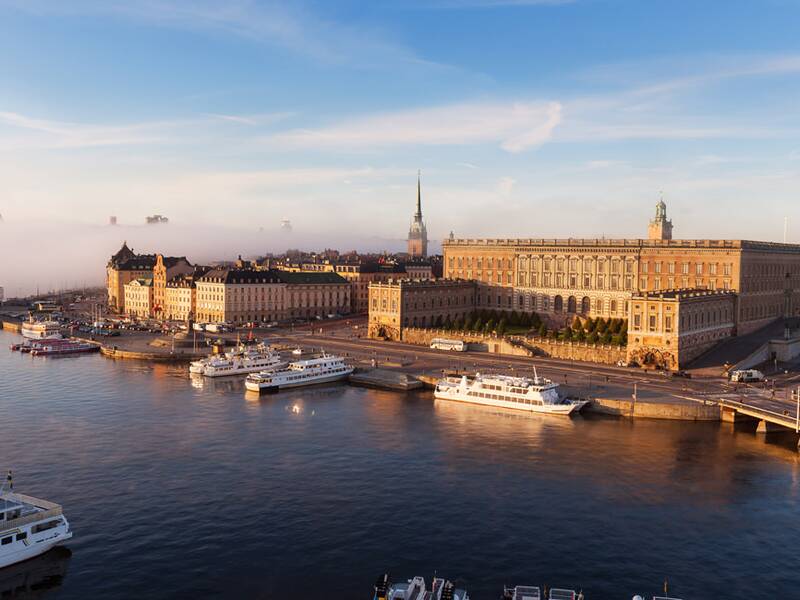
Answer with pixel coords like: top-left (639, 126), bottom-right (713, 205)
top-left (648, 196), bottom-right (673, 240)
top-left (407, 172), bottom-right (428, 257)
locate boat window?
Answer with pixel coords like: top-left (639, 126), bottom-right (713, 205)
top-left (32, 519), bottom-right (61, 534)
top-left (1, 536), bottom-right (11, 545)
top-left (16, 532), bottom-right (27, 542)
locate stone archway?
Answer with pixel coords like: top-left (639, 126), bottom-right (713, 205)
top-left (567, 296), bottom-right (577, 313)
top-left (581, 296), bottom-right (591, 314)
top-left (554, 295), bottom-right (563, 313)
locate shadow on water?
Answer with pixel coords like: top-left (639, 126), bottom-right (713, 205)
top-left (0, 548), bottom-right (71, 599)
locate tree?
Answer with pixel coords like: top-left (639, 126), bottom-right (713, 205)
top-left (444, 317), bottom-right (453, 330)
top-left (531, 312), bottom-right (541, 329)
top-left (563, 326), bottom-right (573, 341)
top-left (538, 323), bottom-right (548, 338)
top-left (472, 317), bottom-right (483, 332)
top-left (520, 312), bottom-right (531, 328)
top-left (620, 331), bottom-right (628, 346)
top-left (453, 317), bottom-right (463, 331)
top-left (485, 318), bottom-right (496, 334)
top-left (584, 316), bottom-right (595, 332)
top-left (601, 330), bottom-right (613, 345)
top-left (434, 315), bottom-right (443, 328)
top-left (509, 310), bottom-right (519, 326)
top-left (576, 329), bottom-right (587, 343)
top-left (548, 328), bottom-right (559, 340)
top-left (572, 317), bottom-right (584, 332)
top-left (595, 317), bottom-right (608, 333)
top-left (588, 331), bottom-right (600, 344)
top-left (497, 318), bottom-right (507, 336)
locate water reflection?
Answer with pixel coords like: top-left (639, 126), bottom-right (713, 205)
top-left (0, 548), bottom-right (71, 599)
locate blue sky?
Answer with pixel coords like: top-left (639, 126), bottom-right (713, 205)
top-left (2, 0), bottom-right (800, 246)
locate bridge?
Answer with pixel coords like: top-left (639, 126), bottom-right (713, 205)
top-left (717, 391), bottom-right (800, 436)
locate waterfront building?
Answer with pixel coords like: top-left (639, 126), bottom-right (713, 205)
top-left (163, 267), bottom-right (211, 322)
top-left (407, 173), bottom-right (428, 258)
top-left (153, 254), bottom-right (195, 318)
top-left (194, 268), bottom-right (350, 325)
top-left (106, 242), bottom-right (191, 313)
top-left (442, 202), bottom-right (800, 335)
top-left (368, 279), bottom-right (476, 341)
top-left (123, 277), bottom-right (154, 319)
top-left (627, 289), bottom-right (737, 369)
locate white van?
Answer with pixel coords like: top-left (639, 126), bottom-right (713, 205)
top-left (730, 369), bottom-right (764, 383)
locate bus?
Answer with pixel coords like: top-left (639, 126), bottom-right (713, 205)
top-left (430, 338), bottom-right (466, 352)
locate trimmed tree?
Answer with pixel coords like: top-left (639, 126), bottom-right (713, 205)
top-left (588, 331), bottom-right (600, 345)
top-left (601, 330), bottom-right (613, 345)
top-left (497, 318), bottom-right (507, 336)
top-left (538, 323), bottom-right (548, 338)
top-left (472, 317), bottom-right (483, 332)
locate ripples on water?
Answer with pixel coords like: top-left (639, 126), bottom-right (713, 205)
top-left (1, 330), bottom-right (799, 599)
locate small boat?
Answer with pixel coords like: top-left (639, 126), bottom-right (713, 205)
top-left (189, 344), bottom-right (286, 377)
top-left (503, 586), bottom-right (582, 600)
top-left (372, 573), bottom-right (469, 600)
top-left (20, 319), bottom-right (62, 340)
top-left (0, 481), bottom-right (73, 569)
top-left (30, 341), bottom-right (100, 356)
top-left (245, 354), bottom-right (353, 393)
top-left (434, 369), bottom-right (587, 416)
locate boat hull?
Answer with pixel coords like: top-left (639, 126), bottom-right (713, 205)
top-left (245, 370), bottom-right (353, 394)
top-left (20, 330), bottom-right (62, 340)
top-left (0, 531), bottom-right (72, 570)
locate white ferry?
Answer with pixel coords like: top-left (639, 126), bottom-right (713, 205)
top-left (0, 486), bottom-right (73, 569)
top-left (20, 320), bottom-right (62, 340)
top-left (245, 354), bottom-right (353, 393)
top-left (434, 370), bottom-right (588, 416)
top-left (373, 573), bottom-right (469, 600)
top-left (189, 344), bottom-right (286, 377)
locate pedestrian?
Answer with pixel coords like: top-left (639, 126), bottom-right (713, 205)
top-left (6, 470), bottom-right (12, 491)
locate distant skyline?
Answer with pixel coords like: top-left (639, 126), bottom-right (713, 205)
top-left (1, 0), bottom-right (800, 245)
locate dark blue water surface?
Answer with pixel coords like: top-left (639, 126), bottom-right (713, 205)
top-left (1, 330), bottom-right (799, 600)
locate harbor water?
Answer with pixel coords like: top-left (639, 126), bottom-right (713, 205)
top-left (1, 330), bottom-right (799, 599)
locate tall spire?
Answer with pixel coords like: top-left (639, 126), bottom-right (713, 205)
top-left (415, 170), bottom-right (422, 218)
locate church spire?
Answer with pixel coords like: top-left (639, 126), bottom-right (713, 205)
top-left (415, 170), bottom-right (422, 218)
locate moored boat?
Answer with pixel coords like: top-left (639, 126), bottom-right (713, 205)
top-left (372, 573), bottom-right (469, 600)
top-left (20, 319), bottom-right (62, 340)
top-left (0, 479), bottom-right (73, 569)
top-left (189, 343), bottom-right (286, 377)
top-left (30, 341), bottom-right (100, 356)
top-left (245, 354), bottom-right (353, 393)
top-left (434, 369), bottom-right (587, 415)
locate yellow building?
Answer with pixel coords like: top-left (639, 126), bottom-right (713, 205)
top-left (368, 279), bottom-right (476, 341)
top-left (123, 278), bottom-right (154, 319)
top-left (194, 268), bottom-right (351, 325)
top-left (627, 290), bottom-right (737, 369)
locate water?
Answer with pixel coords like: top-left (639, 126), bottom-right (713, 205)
top-left (1, 330), bottom-right (799, 599)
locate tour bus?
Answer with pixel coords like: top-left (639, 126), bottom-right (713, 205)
top-left (430, 338), bottom-right (466, 352)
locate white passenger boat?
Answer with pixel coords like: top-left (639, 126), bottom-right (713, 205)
top-left (189, 344), bottom-right (286, 377)
top-left (245, 354), bottom-right (353, 393)
top-left (0, 484), bottom-right (73, 569)
top-left (20, 320), bottom-right (62, 340)
top-left (434, 370), bottom-right (587, 415)
top-left (373, 573), bottom-right (469, 600)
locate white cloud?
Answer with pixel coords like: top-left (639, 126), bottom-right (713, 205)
top-left (271, 101), bottom-right (562, 153)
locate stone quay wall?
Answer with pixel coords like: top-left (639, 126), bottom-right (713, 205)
top-left (400, 327), bottom-right (626, 365)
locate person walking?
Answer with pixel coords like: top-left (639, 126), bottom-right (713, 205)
top-left (6, 470), bottom-right (12, 491)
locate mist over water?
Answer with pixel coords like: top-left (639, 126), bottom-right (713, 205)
top-left (0, 221), bottom-right (432, 297)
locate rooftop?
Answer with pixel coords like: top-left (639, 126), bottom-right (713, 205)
top-left (443, 238), bottom-right (800, 252)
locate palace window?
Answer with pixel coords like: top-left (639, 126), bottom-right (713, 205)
top-left (668, 262), bottom-right (676, 274)
top-left (583, 274), bottom-right (591, 288)
top-left (696, 263), bottom-right (703, 275)
top-left (640, 277), bottom-right (647, 290)
top-left (710, 263), bottom-right (718, 275)
top-left (682, 263), bottom-right (689, 275)
top-left (723, 263), bottom-right (732, 276)
top-left (655, 262), bottom-right (662, 274)
top-left (642, 262), bottom-right (649, 274)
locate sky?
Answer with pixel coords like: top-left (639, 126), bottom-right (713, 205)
top-left (1, 0), bottom-right (800, 294)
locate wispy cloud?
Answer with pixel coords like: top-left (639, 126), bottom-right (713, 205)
top-left (2, 0), bottom-right (449, 70)
top-left (270, 100), bottom-right (562, 153)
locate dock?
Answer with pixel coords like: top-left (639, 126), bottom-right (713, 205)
top-left (349, 368), bottom-right (423, 391)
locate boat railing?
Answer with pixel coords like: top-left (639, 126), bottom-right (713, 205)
top-left (511, 585), bottom-right (541, 600)
top-left (1, 493), bottom-right (63, 531)
top-left (653, 597), bottom-right (683, 600)
top-left (549, 590), bottom-right (576, 600)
